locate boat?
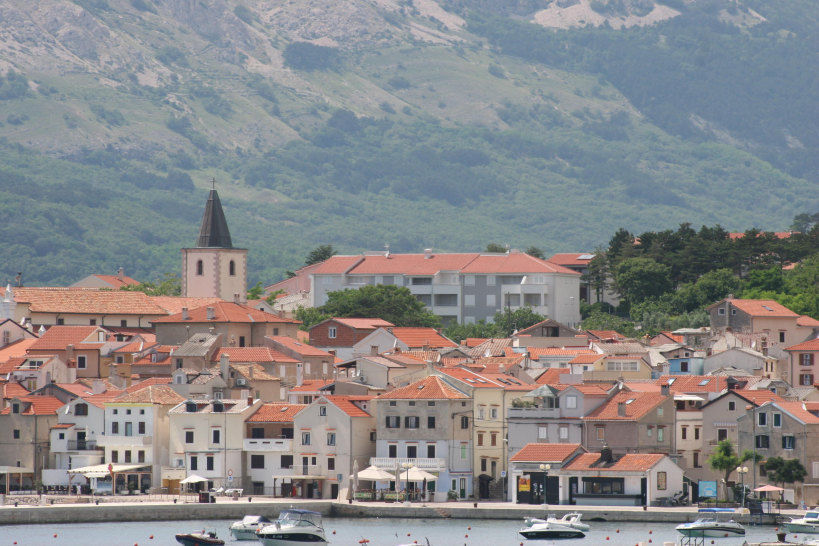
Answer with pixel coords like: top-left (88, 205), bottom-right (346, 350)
top-left (230, 515), bottom-right (274, 540)
top-left (783, 511), bottom-right (819, 534)
top-left (519, 520), bottom-right (586, 540)
top-left (523, 513), bottom-right (590, 532)
top-left (175, 530), bottom-right (225, 546)
top-left (256, 509), bottom-right (329, 546)
top-left (676, 517), bottom-right (746, 538)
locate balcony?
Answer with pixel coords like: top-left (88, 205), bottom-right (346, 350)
top-left (66, 440), bottom-right (101, 451)
top-left (507, 407), bottom-right (560, 419)
top-left (370, 457), bottom-right (447, 470)
top-left (96, 435), bottom-right (153, 447)
top-left (244, 438), bottom-right (293, 452)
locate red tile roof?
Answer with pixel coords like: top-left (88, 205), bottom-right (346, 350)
top-left (786, 338), bottom-right (819, 351)
top-left (464, 338), bottom-right (490, 348)
top-left (771, 401), bottom-right (819, 425)
top-left (586, 330), bottom-right (626, 341)
top-left (709, 299), bottom-right (799, 318)
top-left (112, 385), bottom-right (184, 405)
top-left (391, 327), bottom-right (457, 349)
top-left (3, 382), bottom-right (29, 399)
top-left (798, 315), bottom-right (819, 328)
top-left (731, 390), bottom-right (784, 405)
top-left (535, 368), bottom-right (571, 385)
top-left (112, 341), bottom-right (157, 354)
top-left (247, 403), bottom-right (307, 422)
top-left (510, 443), bottom-right (583, 463)
top-left (28, 326), bottom-right (106, 351)
top-left (122, 377), bottom-right (173, 393)
top-left (83, 390), bottom-right (126, 409)
top-left (569, 354), bottom-right (605, 364)
top-left (289, 379), bottom-right (329, 393)
top-left (13, 288), bottom-right (167, 315)
top-left (564, 384), bottom-right (610, 395)
top-left (91, 274), bottom-right (140, 288)
top-left (331, 318), bottom-right (395, 329)
top-left (211, 347), bottom-right (299, 364)
top-left (267, 336), bottom-right (335, 357)
top-left (583, 391), bottom-right (667, 421)
top-left (655, 375), bottom-right (726, 393)
top-left (0, 338), bottom-right (38, 363)
top-left (728, 232), bottom-right (794, 240)
top-left (460, 252), bottom-right (579, 275)
top-left (547, 253), bottom-right (595, 267)
top-left (150, 296), bottom-right (225, 315)
top-left (658, 331), bottom-right (684, 343)
top-left (380, 376), bottom-right (468, 400)
top-left (312, 256), bottom-right (364, 275)
top-left (505, 347), bottom-right (593, 358)
top-left (1, 395), bottom-right (64, 415)
top-left (324, 395), bottom-right (373, 418)
top-left (51, 423), bottom-right (75, 429)
top-left (152, 301), bottom-right (301, 324)
top-left (355, 253), bottom-right (481, 275)
top-left (439, 368), bottom-right (504, 388)
top-left (0, 357), bottom-right (26, 376)
top-left (562, 453), bottom-right (665, 473)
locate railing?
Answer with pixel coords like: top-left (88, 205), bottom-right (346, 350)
top-left (507, 407), bottom-right (560, 419)
top-left (244, 438), bottom-right (293, 452)
top-left (96, 435), bottom-right (153, 446)
top-left (370, 457), bottom-right (447, 470)
top-left (66, 440), bottom-right (100, 450)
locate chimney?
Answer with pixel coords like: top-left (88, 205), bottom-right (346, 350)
top-left (234, 293), bottom-right (241, 305)
top-left (92, 379), bottom-right (106, 395)
top-left (499, 364), bottom-right (506, 374)
top-left (206, 307), bottom-right (215, 320)
top-left (248, 396), bottom-right (254, 406)
top-left (277, 310), bottom-right (285, 319)
top-left (181, 307), bottom-right (189, 321)
top-left (422, 341), bottom-right (430, 351)
top-left (601, 445), bottom-right (613, 463)
top-left (296, 363), bottom-right (304, 387)
top-left (66, 344), bottom-right (75, 363)
top-left (370, 345), bottom-right (379, 356)
top-left (660, 384), bottom-right (669, 396)
top-left (424, 248), bottom-right (432, 259)
top-left (118, 267), bottom-right (124, 282)
top-left (426, 360), bottom-right (434, 373)
top-left (249, 365), bottom-right (255, 380)
top-left (617, 402), bottom-right (626, 417)
top-left (220, 353), bottom-right (229, 382)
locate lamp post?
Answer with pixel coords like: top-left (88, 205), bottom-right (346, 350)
top-left (402, 462), bottom-right (414, 507)
top-left (539, 464), bottom-right (551, 507)
top-left (737, 466), bottom-right (749, 508)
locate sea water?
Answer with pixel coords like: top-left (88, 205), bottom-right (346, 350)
top-left (0, 518), bottom-right (789, 546)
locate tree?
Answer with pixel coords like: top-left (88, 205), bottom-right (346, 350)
top-left (305, 244), bottom-right (337, 266)
top-left (265, 289), bottom-right (285, 305)
top-left (525, 246), bottom-right (545, 260)
top-left (119, 272), bottom-right (181, 296)
top-left (707, 440), bottom-right (757, 500)
top-left (614, 257), bottom-right (672, 304)
top-left (493, 307), bottom-right (544, 337)
top-left (581, 309), bottom-right (637, 337)
top-left (485, 243), bottom-right (507, 253)
top-left (247, 281), bottom-right (264, 300)
top-left (444, 319), bottom-right (499, 344)
top-left (584, 247), bottom-right (610, 303)
top-left (294, 306), bottom-right (331, 331)
top-left (319, 284), bottom-right (442, 328)
top-left (763, 457), bottom-right (807, 491)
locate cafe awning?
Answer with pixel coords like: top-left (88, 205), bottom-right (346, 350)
top-left (674, 394), bottom-right (704, 401)
top-left (271, 475), bottom-right (320, 480)
top-left (67, 463), bottom-right (150, 476)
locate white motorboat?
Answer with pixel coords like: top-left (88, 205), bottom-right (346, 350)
top-left (519, 520), bottom-right (585, 540)
top-left (676, 517), bottom-right (745, 538)
top-left (256, 509), bottom-right (329, 546)
top-left (783, 511), bottom-right (819, 534)
top-left (524, 513), bottom-right (590, 532)
top-left (230, 515), bottom-right (273, 540)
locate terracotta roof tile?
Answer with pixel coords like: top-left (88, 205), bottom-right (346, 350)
top-left (132, 354), bottom-right (172, 366)
top-left (439, 368), bottom-right (504, 388)
top-left (507, 347), bottom-right (594, 358)
top-left (391, 328), bottom-right (457, 349)
top-left (769, 401), bottom-right (819, 424)
top-left (380, 376), bottom-right (468, 400)
top-left (464, 338), bottom-right (490, 348)
top-left (562, 452), bottom-right (665, 473)
top-left (51, 423), bottom-right (75, 429)
top-left (122, 377), bottom-right (173, 394)
top-left (247, 403), bottom-right (307, 422)
top-left (90, 274), bottom-right (140, 288)
top-left (583, 391), bottom-right (667, 421)
top-left (82, 390), bottom-right (126, 409)
top-left (324, 395), bottom-right (373, 418)
top-left (3, 382), bottom-right (29, 399)
top-left (331, 318), bottom-right (394, 329)
top-left (797, 315), bottom-right (819, 328)
top-left (547, 253), bottom-right (595, 267)
top-left (312, 256), bottom-right (364, 275)
top-left (28, 326), bottom-right (108, 351)
top-left (289, 379), bottom-right (329, 393)
top-left (152, 301), bottom-right (301, 324)
top-left (149, 296), bottom-right (225, 315)
top-left (708, 299), bottom-right (799, 318)
top-left (230, 363), bottom-right (280, 381)
top-left (510, 443), bottom-right (583, 463)
top-left (535, 368), bottom-right (571, 385)
top-left (569, 354), bottom-right (605, 364)
top-left (731, 390), bottom-right (784, 405)
top-left (352, 253), bottom-right (480, 275)
top-left (13, 288), bottom-right (167, 315)
top-left (460, 252), bottom-right (580, 275)
top-left (586, 330), bottom-right (627, 341)
top-left (0, 395), bottom-right (64, 415)
top-left (112, 385), bottom-right (184, 405)
top-left (786, 338), bottom-right (819, 351)
top-left (268, 336), bottom-right (335, 357)
top-left (0, 338), bottom-right (38, 363)
top-left (465, 338), bottom-right (512, 358)
top-left (211, 347), bottom-right (299, 364)
top-left (655, 375), bottom-right (726, 393)
top-left (168, 398), bottom-right (255, 414)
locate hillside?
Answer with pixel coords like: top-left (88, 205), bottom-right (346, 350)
top-left (0, 0), bottom-right (816, 286)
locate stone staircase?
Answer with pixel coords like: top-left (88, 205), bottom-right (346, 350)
top-left (433, 507), bottom-right (451, 518)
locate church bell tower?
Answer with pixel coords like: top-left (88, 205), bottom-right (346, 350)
top-left (181, 188), bottom-right (248, 301)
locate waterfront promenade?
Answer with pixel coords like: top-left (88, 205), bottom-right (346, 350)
top-left (0, 495), bottom-right (797, 525)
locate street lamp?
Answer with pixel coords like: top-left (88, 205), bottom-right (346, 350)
top-left (539, 464), bottom-right (551, 507)
top-left (402, 462), bottom-right (414, 507)
top-left (736, 466), bottom-right (749, 508)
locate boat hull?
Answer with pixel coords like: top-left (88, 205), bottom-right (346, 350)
top-left (175, 534), bottom-right (225, 546)
top-left (230, 527), bottom-right (261, 540)
top-left (676, 527), bottom-right (745, 538)
top-left (519, 529), bottom-right (586, 540)
top-left (257, 531), bottom-right (329, 546)
top-left (783, 522), bottom-right (819, 534)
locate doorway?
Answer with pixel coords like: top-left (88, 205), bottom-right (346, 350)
top-left (459, 477), bottom-right (467, 499)
top-left (331, 483), bottom-right (339, 500)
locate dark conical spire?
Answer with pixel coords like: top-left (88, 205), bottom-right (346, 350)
top-left (196, 189), bottom-right (233, 248)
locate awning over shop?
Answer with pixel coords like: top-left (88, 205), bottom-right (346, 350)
top-left (67, 463), bottom-right (150, 475)
top-left (674, 394), bottom-right (704, 401)
top-left (271, 475), bottom-right (322, 480)
top-left (0, 466), bottom-right (36, 495)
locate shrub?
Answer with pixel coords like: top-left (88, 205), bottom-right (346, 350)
top-left (130, 0), bottom-right (157, 13)
top-left (379, 101), bottom-right (396, 114)
top-left (233, 5), bottom-right (256, 24)
top-left (89, 104), bottom-right (125, 126)
top-left (156, 46), bottom-right (188, 67)
top-left (487, 64), bottom-right (505, 79)
top-left (283, 42), bottom-right (338, 71)
top-left (0, 70), bottom-right (30, 100)
top-left (388, 75), bottom-right (412, 89)
top-left (402, 105), bottom-right (413, 115)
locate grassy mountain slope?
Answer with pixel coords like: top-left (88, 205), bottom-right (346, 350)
top-left (0, 0), bottom-right (815, 286)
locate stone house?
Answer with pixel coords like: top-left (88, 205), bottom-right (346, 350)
top-left (0, 395), bottom-right (62, 486)
top-left (243, 403), bottom-right (307, 496)
top-left (308, 318), bottom-right (395, 361)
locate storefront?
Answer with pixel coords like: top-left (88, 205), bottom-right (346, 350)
top-left (68, 463), bottom-right (153, 495)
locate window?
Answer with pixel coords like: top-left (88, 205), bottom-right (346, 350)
top-left (464, 294), bottom-right (475, 307)
top-left (386, 416), bottom-right (400, 429)
top-left (320, 406), bottom-right (327, 416)
top-left (556, 425), bottom-right (567, 439)
top-left (138, 450), bottom-right (145, 463)
top-left (111, 451), bottom-right (118, 463)
top-left (477, 433), bottom-right (484, 446)
top-left (189, 455), bottom-right (197, 470)
top-left (59, 433), bottom-right (65, 440)
top-left (465, 275), bottom-right (475, 286)
top-left (461, 416), bottom-right (469, 429)
top-left (718, 428), bottom-right (727, 441)
top-left (731, 309), bottom-right (737, 315)
top-left (212, 429), bottom-right (221, 444)
top-left (780, 332), bottom-right (786, 343)
top-left (760, 465), bottom-right (767, 477)
top-left (389, 401), bottom-right (397, 407)
top-left (328, 327), bottom-right (337, 339)
top-left (370, 431), bottom-right (376, 441)
top-left (409, 401), bottom-right (416, 407)
top-left (12, 404), bottom-right (19, 414)
top-left (250, 455), bottom-right (264, 469)
top-left (658, 407), bottom-right (664, 417)
top-left (695, 427), bottom-right (700, 440)
top-left (138, 422), bottom-right (146, 435)
top-left (477, 407), bottom-right (485, 419)
top-left (185, 431), bottom-right (194, 443)
top-left (490, 408), bottom-right (498, 419)
top-left (647, 427), bottom-right (653, 437)
top-left (57, 318), bottom-right (64, 325)
top-left (486, 294), bottom-right (496, 307)
top-left (481, 459), bottom-right (487, 472)
top-left (229, 260), bottom-right (235, 276)
top-left (718, 308), bottom-right (725, 316)
top-left (538, 426), bottom-right (548, 439)
top-left (388, 444), bottom-right (397, 458)
top-left (75, 403), bottom-right (88, 416)
top-left (407, 445), bottom-right (417, 458)
top-left (755, 435), bottom-right (770, 449)
top-left (490, 433), bottom-right (498, 446)
top-left (681, 427), bottom-right (687, 440)
top-left (111, 422), bottom-right (119, 434)
top-left (428, 401), bottom-right (436, 407)
top-left (606, 361), bottom-right (639, 371)
top-left (427, 416), bottom-right (436, 429)
top-left (773, 413), bottom-right (782, 428)
top-left (693, 452), bottom-right (700, 468)
top-left (658, 427), bottom-right (665, 442)
top-left (196, 260), bottom-right (203, 276)
top-left (758, 412), bottom-right (767, 426)
top-left (596, 427), bottom-right (605, 441)
top-left (783, 436), bottom-right (795, 450)
top-left (126, 409), bottom-right (131, 415)
top-left (239, 336), bottom-right (245, 347)
top-left (801, 374), bottom-right (814, 386)
top-left (327, 433), bottom-right (336, 446)
top-left (301, 432), bottom-right (311, 445)
top-left (202, 455), bottom-right (212, 471)
top-left (566, 396), bottom-right (577, 409)
top-left (487, 276), bottom-right (495, 286)
top-left (405, 416), bottom-right (420, 429)
top-left (813, 462), bottom-right (819, 479)
top-left (281, 455), bottom-right (293, 469)
top-left (728, 401), bottom-right (736, 412)
top-left (90, 319), bottom-right (97, 326)
top-left (464, 316), bottom-right (475, 325)
top-left (802, 353), bottom-right (814, 366)
top-left (327, 457), bottom-right (335, 471)
top-left (679, 362), bottom-right (689, 373)
top-left (411, 277), bottom-right (432, 285)
top-left (460, 444), bottom-right (467, 460)
top-left (77, 356), bottom-right (87, 369)
top-left (13, 429), bottom-right (20, 439)
top-left (120, 320), bottom-right (127, 327)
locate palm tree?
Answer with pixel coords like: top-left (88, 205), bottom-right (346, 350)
top-left (707, 440), bottom-right (757, 501)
